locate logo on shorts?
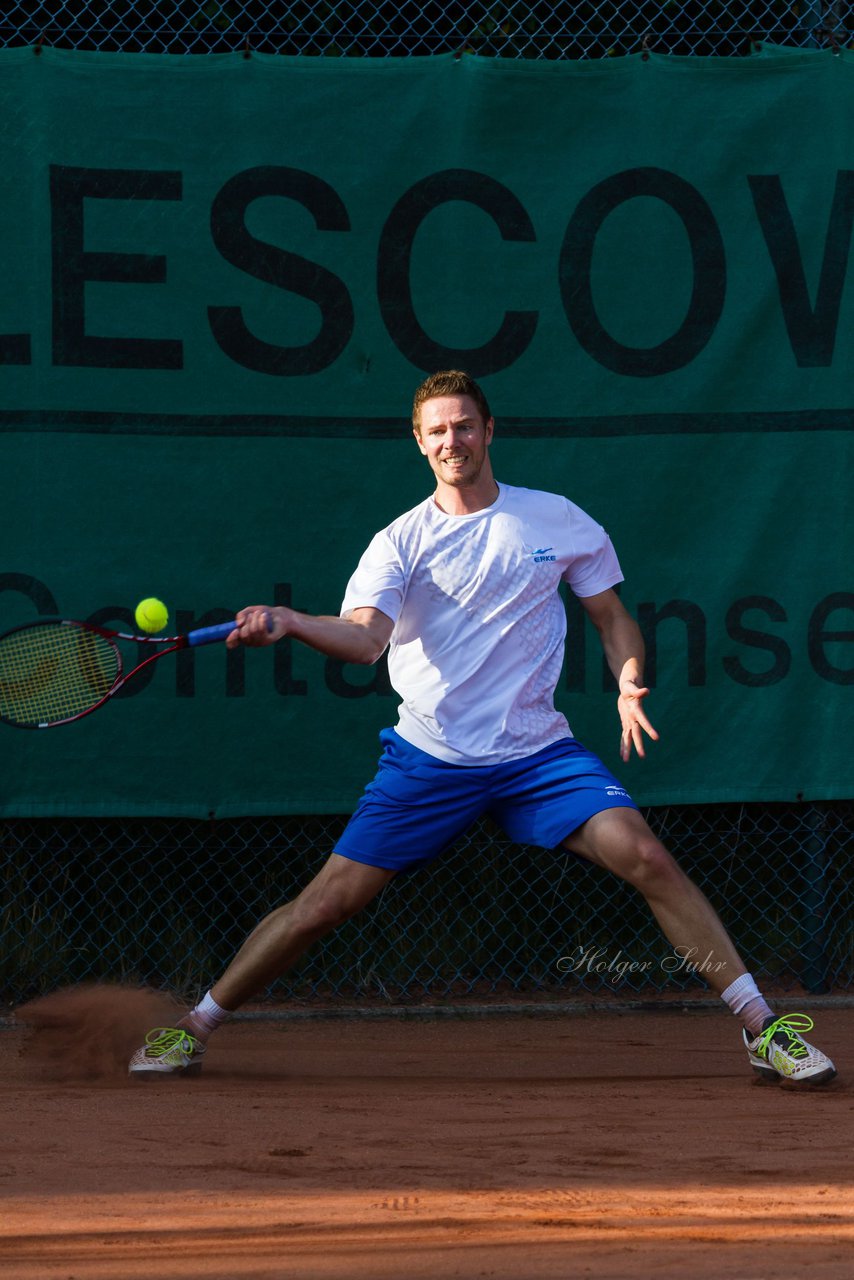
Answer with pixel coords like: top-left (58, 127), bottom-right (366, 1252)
top-left (526, 545), bottom-right (556, 564)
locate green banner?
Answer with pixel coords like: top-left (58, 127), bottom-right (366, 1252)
top-left (1, 46), bottom-right (852, 815)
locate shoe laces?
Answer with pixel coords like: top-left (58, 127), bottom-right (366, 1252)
top-left (144, 1027), bottom-right (199, 1058)
top-left (755, 1013), bottom-right (814, 1060)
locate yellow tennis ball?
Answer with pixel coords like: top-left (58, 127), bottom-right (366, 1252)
top-left (135, 597), bottom-right (169, 634)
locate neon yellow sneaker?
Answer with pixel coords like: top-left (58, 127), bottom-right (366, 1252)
top-left (743, 1013), bottom-right (836, 1086)
top-left (128, 1027), bottom-right (206, 1079)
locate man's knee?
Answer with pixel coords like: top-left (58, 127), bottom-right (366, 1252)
top-left (292, 888), bottom-right (355, 934)
top-left (292, 860), bottom-right (390, 934)
top-left (624, 834), bottom-right (684, 891)
top-left (568, 810), bottom-right (682, 888)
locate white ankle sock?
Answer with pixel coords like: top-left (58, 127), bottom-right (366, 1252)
top-left (179, 991), bottom-right (232, 1041)
top-left (720, 973), bottom-right (774, 1035)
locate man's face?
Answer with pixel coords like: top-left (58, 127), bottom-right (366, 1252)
top-left (414, 394), bottom-right (494, 489)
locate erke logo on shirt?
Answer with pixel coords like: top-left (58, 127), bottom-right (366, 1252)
top-left (528, 545), bottom-right (557, 564)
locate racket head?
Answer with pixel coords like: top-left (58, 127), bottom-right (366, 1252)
top-left (0, 619), bottom-right (123, 728)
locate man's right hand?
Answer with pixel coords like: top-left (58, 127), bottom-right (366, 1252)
top-left (226, 606), bottom-right (284, 648)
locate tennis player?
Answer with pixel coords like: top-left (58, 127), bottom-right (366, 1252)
top-left (130, 370), bottom-right (836, 1087)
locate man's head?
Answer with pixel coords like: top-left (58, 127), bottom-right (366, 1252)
top-left (412, 370), bottom-right (491, 437)
top-left (411, 370), bottom-right (496, 500)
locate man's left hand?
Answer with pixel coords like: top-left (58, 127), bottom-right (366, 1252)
top-left (617, 681), bottom-right (659, 762)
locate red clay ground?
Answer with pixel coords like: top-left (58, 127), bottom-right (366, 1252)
top-left (0, 995), bottom-right (851, 1280)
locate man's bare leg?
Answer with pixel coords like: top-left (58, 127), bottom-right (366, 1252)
top-left (563, 807), bottom-right (746, 994)
top-left (211, 853), bottom-right (396, 1010)
top-left (562, 806), bottom-right (837, 1084)
top-left (128, 854), bottom-right (394, 1077)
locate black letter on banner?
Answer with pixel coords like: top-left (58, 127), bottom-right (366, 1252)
top-left (208, 167), bottom-right (353, 375)
top-left (749, 172), bottom-right (854, 367)
top-left (0, 573), bottom-right (58, 615)
top-left (377, 170), bottom-right (537, 375)
top-left (86, 606), bottom-right (157, 697)
top-left (324, 653), bottom-right (393, 699)
top-left (273, 582), bottom-right (307, 696)
top-left (50, 166), bottom-right (183, 369)
top-left (560, 167), bottom-right (725, 376)
top-left (562, 587), bottom-right (587, 693)
top-left (808, 592), bottom-right (854, 685)
top-left (637, 600), bottom-right (707, 688)
top-left (723, 596), bottom-right (791, 686)
top-left (175, 608), bottom-right (245, 698)
top-left (0, 334), bottom-right (31, 365)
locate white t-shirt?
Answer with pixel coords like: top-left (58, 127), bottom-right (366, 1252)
top-left (340, 482), bottom-right (623, 765)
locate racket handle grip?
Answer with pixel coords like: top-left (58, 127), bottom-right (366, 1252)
top-left (186, 621), bottom-right (238, 647)
top-left (186, 613), bottom-right (274, 647)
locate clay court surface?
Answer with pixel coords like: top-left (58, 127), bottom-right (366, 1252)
top-left (0, 992), bottom-right (851, 1280)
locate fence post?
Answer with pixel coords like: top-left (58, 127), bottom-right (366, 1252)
top-left (800, 805), bottom-right (830, 994)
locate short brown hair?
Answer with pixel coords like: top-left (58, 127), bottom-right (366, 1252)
top-left (412, 370), bottom-right (492, 433)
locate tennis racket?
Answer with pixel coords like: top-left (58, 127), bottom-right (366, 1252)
top-left (0, 617), bottom-right (241, 729)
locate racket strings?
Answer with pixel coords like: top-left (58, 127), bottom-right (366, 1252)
top-left (0, 625), bottom-right (120, 726)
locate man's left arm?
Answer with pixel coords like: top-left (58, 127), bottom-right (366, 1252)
top-left (578, 588), bottom-right (660, 763)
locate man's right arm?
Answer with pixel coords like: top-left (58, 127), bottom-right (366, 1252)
top-left (226, 604), bottom-right (393, 665)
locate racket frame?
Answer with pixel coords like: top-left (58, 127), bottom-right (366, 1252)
top-left (0, 617), bottom-right (237, 729)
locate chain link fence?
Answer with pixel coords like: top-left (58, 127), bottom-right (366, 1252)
top-left (2, 802), bottom-right (852, 1009)
top-left (1, 0), bottom-right (851, 58)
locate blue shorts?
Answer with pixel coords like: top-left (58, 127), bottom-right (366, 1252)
top-left (333, 728), bottom-right (638, 872)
